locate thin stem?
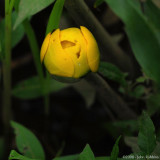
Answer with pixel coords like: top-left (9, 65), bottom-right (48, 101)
top-left (23, 19), bottom-right (50, 115)
top-left (23, 19), bottom-right (44, 81)
top-left (2, 0), bottom-right (12, 132)
top-left (9, 0), bottom-right (16, 13)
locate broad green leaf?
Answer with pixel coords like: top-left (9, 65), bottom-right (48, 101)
top-left (73, 80), bottom-right (96, 108)
top-left (124, 137), bottom-right (140, 153)
top-left (96, 158), bottom-right (122, 160)
top-left (144, 0), bottom-right (160, 34)
top-left (78, 144), bottom-right (95, 160)
top-left (105, 0), bottom-right (160, 83)
top-left (11, 121), bottom-right (45, 159)
top-left (94, 0), bottom-right (104, 8)
top-left (46, 0), bottom-right (65, 35)
top-left (138, 111), bottom-right (156, 155)
top-left (14, 0), bottom-right (55, 29)
top-left (53, 155), bottom-right (78, 160)
top-left (110, 136), bottom-right (121, 160)
top-left (98, 62), bottom-right (127, 87)
top-left (9, 150), bottom-right (39, 160)
top-left (12, 76), bottom-right (67, 99)
top-left (0, 11), bottom-right (24, 56)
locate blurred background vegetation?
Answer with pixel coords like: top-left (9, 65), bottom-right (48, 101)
top-left (0, 0), bottom-right (160, 159)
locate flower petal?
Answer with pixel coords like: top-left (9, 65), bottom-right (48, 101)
top-left (60, 28), bottom-right (90, 78)
top-left (44, 29), bottom-right (75, 77)
top-left (40, 32), bottom-right (51, 63)
top-left (80, 26), bottom-right (100, 72)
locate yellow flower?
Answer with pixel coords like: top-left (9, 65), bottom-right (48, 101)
top-left (40, 26), bottom-right (100, 78)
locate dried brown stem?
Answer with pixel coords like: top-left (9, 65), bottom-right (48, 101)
top-left (85, 73), bottom-right (137, 120)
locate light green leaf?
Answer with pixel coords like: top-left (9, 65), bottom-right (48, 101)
top-left (110, 136), bottom-right (121, 160)
top-left (12, 76), bottom-right (67, 99)
top-left (14, 0), bottom-right (55, 29)
top-left (9, 150), bottom-right (39, 160)
top-left (46, 0), bottom-right (65, 35)
top-left (98, 62), bottom-right (127, 87)
top-left (78, 144), bottom-right (95, 160)
top-left (11, 121), bottom-right (45, 159)
top-left (138, 111), bottom-right (156, 155)
top-left (105, 0), bottom-right (160, 83)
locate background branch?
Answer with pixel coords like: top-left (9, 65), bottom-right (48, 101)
top-left (85, 73), bottom-right (137, 120)
top-left (64, 0), bottom-right (134, 74)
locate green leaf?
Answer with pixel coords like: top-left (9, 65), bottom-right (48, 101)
top-left (46, 0), bottom-right (65, 35)
top-left (78, 144), bottom-right (95, 160)
top-left (144, 0), bottom-right (160, 35)
top-left (129, 85), bottom-right (145, 98)
top-left (14, 0), bottom-right (55, 29)
top-left (138, 111), bottom-right (156, 155)
top-left (105, 0), bottom-right (160, 83)
top-left (110, 136), bottom-right (121, 160)
top-left (9, 150), bottom-right (39, 160)
top-left (11, 121), bottom-right (45, 159)
top-left (53, 155), bottom-right (78, 160)
top-left (98, 62), bottom-right (127, 87)
top-left (12, 76), bottom-right (67, 99)
top-left (0, 11), bottom-right (24, 56)
top-left (94, 0), bottom-right (104, 8)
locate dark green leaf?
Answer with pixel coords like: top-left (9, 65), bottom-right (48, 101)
top-left (46, 0), bottom-right (65, 35)
top-left (14, 0), bottom-right (55, 29)
top-left (94, 0), bottom-right (104, 8)
top-left (9, 150), bottom-right (39, 160)
top-left (78, 144), bottom-right (95, 160)
top-left (129, 85), bottom-right (145, 98)
top-left (105, 0), bottom-right (160, 83)
top-left (144, 0), bottom-right (160, 36)
top-left (138, 111), bottom-right (156, 155)
top-left (53, 155), bottom-right (78, 160)
top-left (12, 76), bottom-right (67, 99)
top-left (146, 93), bottom-right (160, 116)
top-left (11, 121), bottom-right (45, 159)
top-left (98, 62), bottom-right (127, 87)
top-left (110, 136), bottom-right (121, 160)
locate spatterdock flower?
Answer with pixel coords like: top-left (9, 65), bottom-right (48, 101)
top-left (40, 26), bottom-right (100, 79)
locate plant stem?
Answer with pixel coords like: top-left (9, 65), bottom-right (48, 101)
top-left (23, 19), bottom-right (50, 115)
top-left (23, 19), bottom-right (44, 81)
top-left (2, 0), bottom-right (12, 133)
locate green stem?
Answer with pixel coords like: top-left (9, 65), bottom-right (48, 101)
top-left (2, 0), bottom-right (12, 132)
top-left (23, 19), bottom-right (50, 115)
top-left (23, 19), bottom-right (44, 81)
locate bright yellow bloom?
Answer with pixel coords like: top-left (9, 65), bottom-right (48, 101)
top-left (40, 26), bottom-right (100, 78)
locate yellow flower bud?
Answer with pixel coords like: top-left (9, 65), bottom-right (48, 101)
top-left (40, 26), bottom-right (100, 79)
